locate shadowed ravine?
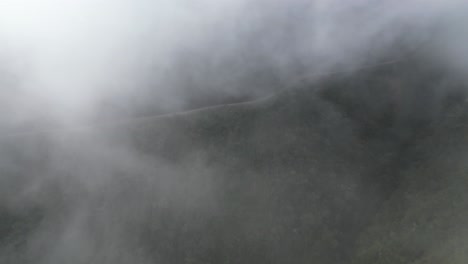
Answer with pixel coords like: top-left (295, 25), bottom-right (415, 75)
top-left (1, 54), bottom-right (468, 263)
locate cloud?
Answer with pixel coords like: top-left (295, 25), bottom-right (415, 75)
top-left (0, 0), bottom-right (467, 128)
top-left (1, 0), bottom-right (468, 263)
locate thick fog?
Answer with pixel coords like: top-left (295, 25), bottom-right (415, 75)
top-left (1, 0), bottom-right (468, 263)
top-left (0, 0), bottom-right (466, 130)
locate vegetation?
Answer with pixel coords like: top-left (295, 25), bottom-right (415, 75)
top-left (1, 54), bottom-right (468, 263)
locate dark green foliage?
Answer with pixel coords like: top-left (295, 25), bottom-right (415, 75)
top-left (1, 54), bottom-right (468, 263)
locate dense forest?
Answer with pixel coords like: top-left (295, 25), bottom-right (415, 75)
top-left (2, 47), bottom-right (468, 263)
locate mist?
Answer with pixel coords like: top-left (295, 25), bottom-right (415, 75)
top-left (2, 0), bottom-right (468, 263)
top-left (0, 0), bottom-right (466, 129)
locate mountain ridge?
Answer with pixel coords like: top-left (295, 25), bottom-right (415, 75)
top-left (1, 54), bottom-right (468, 263)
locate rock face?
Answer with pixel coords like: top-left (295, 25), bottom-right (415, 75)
top-left (1, 53), bottom-right (468, 263)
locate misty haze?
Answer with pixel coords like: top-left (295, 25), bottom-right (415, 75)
top-left (2, 0), bottom-right (468, 263)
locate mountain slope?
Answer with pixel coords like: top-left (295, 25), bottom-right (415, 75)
top-left (0, 54), bottom-right (468, 263)
top-left (354, 103), bottom-right (468, 264)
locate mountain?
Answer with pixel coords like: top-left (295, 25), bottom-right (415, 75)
top-left (1, 52), bottom-right (468, 263)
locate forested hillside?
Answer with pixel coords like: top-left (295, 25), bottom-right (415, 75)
top-left (1, 52), bottom-right (468, 263)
